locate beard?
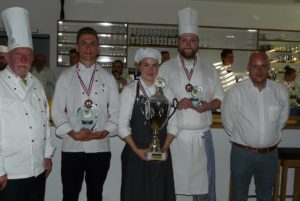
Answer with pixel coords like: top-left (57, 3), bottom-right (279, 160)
top-left (179, 48), bottom-right (197, 59)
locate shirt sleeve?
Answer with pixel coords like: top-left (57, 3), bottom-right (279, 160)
top-left (212, 66), bottom-right (225, 102)
top-left (279, 85), bottom-right (290, 130)
top-left (51, 71), bottom-right (73, 137)
top-left (118, 84), bottom-right (135, 139)
top-left (44, 92), bottom-right (56, 158)
top-left (221, 88), bottom-right (235, 136)
top-left (104, 74), bottom-right (120, 136)
top-left (165, 89), bottom-right (178, 136)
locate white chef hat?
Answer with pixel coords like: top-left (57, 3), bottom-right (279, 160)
top-left (134, 48), bottom-right (162, 64)
top-left (0, 45), bottom-right (8, 53)
top-left (177, 7), bottom-right (199, 36)
top-left (1, 7), bottom-right (33, 52)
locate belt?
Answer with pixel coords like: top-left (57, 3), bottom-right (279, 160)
top-left (232, 142), bottom-right (277, 154)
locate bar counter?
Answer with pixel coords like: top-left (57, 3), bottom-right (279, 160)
top-left (211, 114), bottom-right (300, 129)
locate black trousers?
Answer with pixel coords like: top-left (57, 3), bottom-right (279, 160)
top-left (0, 171), bottom-right (46, 201)
top-left (61, 152), bottom-right (111, 201)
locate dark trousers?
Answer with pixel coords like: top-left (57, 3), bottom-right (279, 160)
top-left (0, 172), bottom-right (46, 201)
top-left (61, 152), bottom-right (111, 201)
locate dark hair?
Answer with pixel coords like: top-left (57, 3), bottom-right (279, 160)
top-left (76, 27), bottom-right (98, 42)
top-left (161, 51), bottom-right (169, 55)
top-left (284, 65), bottom-right (296, 76)
top-left (69, 48), bottom-right (78, 54)
top-left (112, 59), bottom-right (123, 67)
top-left (220, 49), bottom-right (233, 59)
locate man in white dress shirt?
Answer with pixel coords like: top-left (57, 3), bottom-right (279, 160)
top-left (51, 27), bottom-right (119, 201)
top-left (221, 52), bottom-right (289, 201)
top-left (158, 7), bottom-right (224, 201)
top-left (0, 7), bottom-right (55, 201)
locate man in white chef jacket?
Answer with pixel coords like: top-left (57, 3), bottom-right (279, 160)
top-left (158, 7), bottom-right (224, 201)
top-left (0, 7), bottom-right (55, 201)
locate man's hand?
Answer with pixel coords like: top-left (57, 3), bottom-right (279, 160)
top-left (177, 98), bottom-right (193, 110)
top-left (44, 158), bottom-right (52, 178)
top-left (193, 101), bottom-right (211, 113)
top-left (68, 129), bottom-right (93, 141)
top-left (0, 174), bottom-right (8, 190)
top-left (92, 130), bottom-right (109, 140)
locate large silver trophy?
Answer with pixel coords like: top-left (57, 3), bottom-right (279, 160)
top-left (144, 78), bottom-right (177, 161)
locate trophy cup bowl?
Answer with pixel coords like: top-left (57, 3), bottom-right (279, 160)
top-left (144, 78), bottom-right (177, 161)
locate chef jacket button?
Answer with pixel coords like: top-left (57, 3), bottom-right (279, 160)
top-left (43, 124), bottom-right (46, 127)
top-left (95, 80), bottom-right (98, 82)
top-left (25, 113), bottom-right (28, 115)
top-left (95, 92), bottom-right (98, 95)
top-left (44, 137), bottom-right (46, 140)
top-left (95, 104), bottom-right (98, 106)
top-left (32, 140), bottom-right (34, 142)
top-left (34, 88), bottom-right (36, 90)
top-left (82, 92), bottom-right (85, 94)
top-left (29, 126), bottom-right (32, 129)
top-left (39, 98), bottom-right (41, 101)
top-left (8, 76), bottom-right (11, 79)
top-left (14, 88), bottom-right (16, 90)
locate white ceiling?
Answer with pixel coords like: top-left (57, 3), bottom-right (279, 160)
top-left (189, 0), bottom-right (300, 5)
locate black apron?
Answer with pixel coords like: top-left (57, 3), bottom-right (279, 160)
top-left (120, 83), bottom-right (176, 201)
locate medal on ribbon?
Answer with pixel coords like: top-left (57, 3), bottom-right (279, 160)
top-left (180, 56), bottom-right (203, 106)
top-left (76, 65), bottom-right (97, 130)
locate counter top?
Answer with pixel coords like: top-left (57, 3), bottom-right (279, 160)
top-left (211, 114), bottom-right (300, 129)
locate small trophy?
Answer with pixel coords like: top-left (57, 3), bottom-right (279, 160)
top-left (77, 99), bottom-right (97, 130)
top-left (186, 84), bottom-right (203, 107)
top-left (144, 78), bottom-right (177, 161)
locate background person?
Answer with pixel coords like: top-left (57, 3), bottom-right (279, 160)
top-left (0, 7), bottom-right (55, 201)
top-left (221, 52), bottom-right (289, 201)
top-left (31, 53), bottom-right (56, 100)
top-left (161, 50), bottom-right (170, 64)
top-left (111, 59), bottom-right (132, 93)
top-left (118, 47), bottom-right (178, 201)
top-left (69, 48), bottom-right (79, 66)
top-left (51, 27), bottom-right (119, 201)
top-left (158, 7), bottom-right (224, 201)
top-left (0, 45), bottom-right (8, 71)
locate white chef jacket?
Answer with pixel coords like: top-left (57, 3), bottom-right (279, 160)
top-left (118, 79), bottom-right (178, 139)
top-left (221, 79), bottom-right (289, 148)
top-left (31, 66), bottom-right (56, 100)
top-left (51, 63), bottom-right (119, 153)
top-left (158, 54), bottom-right (224, 195)
top-left (0, 67), bottom-right (55, 179)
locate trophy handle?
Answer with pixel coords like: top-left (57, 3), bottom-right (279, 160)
top-left (168, 98), bottom-right (178, 120)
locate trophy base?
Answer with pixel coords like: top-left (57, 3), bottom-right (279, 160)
top-left (145, 152), bottom-right (166, 161)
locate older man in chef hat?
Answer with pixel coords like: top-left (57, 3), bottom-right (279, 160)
top-left (158, 7), bottom-right (224, 201)
top-left (0, 7), bottom-right (55, 201)
top-left (0, 45), bottom-right (8, 70)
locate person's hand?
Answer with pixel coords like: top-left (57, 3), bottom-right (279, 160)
top-left (92, 130), bottom-right (109, 140)
top-left (44, 158), bottom-right (52, 178)
top-left (68, 129), bottom-right (93, 141)
top-left (134, 148), bottom-right (149, 161)
top-left (0, 174), bottom-right (8, 190)
top-left (193, 101), bottom-right (211, 113)
top-left (177, 98), bottom-right (193, 110)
